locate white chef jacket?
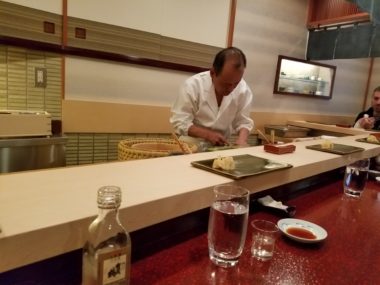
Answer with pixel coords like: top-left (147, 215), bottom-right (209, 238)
top-left (170, 71), bottom-right (254, 140)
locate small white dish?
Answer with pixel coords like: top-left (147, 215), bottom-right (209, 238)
top-left (376, 177), bottom-right (380, 183)
top-left (277, 218), bottom-right (327, 243)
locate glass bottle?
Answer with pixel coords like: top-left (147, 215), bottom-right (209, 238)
top-left (82, 186), bottom-right (131, 285)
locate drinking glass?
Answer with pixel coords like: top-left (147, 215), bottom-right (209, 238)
top-left (208, 185), bottom-right (250, 267)
top-left (343, 158), bottom-right (370, 197)
top-left (251, 220), bottom-right (279, 261)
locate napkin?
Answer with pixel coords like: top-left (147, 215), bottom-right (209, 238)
top-left (257, 195), bottom-right (296, 217)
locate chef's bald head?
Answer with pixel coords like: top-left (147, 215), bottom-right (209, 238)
top-left (212, 47), bottom-right (246, 76)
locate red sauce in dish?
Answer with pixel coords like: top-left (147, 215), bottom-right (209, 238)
top-left (286, 227), bottom-right (317, 239)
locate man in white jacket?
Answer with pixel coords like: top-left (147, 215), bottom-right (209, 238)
top-left (170, 47), bottom-right (254, 150)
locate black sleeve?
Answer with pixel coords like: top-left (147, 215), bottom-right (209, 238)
top-left (354, 108), bottom-right (373, 124)
top-left (354, 111), bottom-right (366, 123)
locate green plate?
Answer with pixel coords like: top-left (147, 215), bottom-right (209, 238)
top-left (306, 143), bottom-right (364, 155)
top-left (356, 138), bottom-right (380, 145)
top-left (191, 154), bottom-right (292, 180)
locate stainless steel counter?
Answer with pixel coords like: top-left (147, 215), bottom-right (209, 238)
top-left (0, 136), bottom-right (67, 173)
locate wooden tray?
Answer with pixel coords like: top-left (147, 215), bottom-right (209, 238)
top-left (191, 154), bottom-right (292, 180)
top-left (306, 143), bottom-right (364, 155)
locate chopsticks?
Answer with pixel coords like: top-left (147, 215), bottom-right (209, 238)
top-left (171, 133), bottom-right (192, 154)
top-left (256, 129), bottom-right (271, 144)
top-left (270, 130), bottom-right (275, 144)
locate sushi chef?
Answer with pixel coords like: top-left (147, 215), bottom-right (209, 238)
top-left (170, 47), bottom-right (254, 151)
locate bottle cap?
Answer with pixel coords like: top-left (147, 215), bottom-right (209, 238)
top-left (97, 186), bottom-right (122, 208)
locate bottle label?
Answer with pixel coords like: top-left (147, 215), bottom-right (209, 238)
top-left (98, 248), bottom-right (128, 285)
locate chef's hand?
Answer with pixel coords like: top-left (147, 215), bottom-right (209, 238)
top-left (207, 131), bottom-right (228, 146)
top-left (235, 128), bottom-right (250, 147)
top-left (235, 138), bottom-right (249, 147)
top-left (187, 125), bottom-right (228, 146)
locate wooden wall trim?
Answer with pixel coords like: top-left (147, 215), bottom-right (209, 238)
top-left (0, 0), bottom-right (219, 74)
top-left (307, 0), bottom-right (314, 26)
top-left (61, 0), bottom-right (67, 99)
top-left (227, 0), bottom-right (237, 47)
top-left (253, 112), bottom-right (355, 132)
top-left (307, 0), bottom-right (370, 29)
top-left (363, 57), bottom-right (374, 109)
top-left (62, 0), bottom-right (67, 46)
top-left (0, 36), bottom-right (207, 74)
top-left (62, 100), bottom-right (173, 133)
top-left (308, 13), bottom-right (370, 29)
top-left (62, 100), bottom-right (355, 133)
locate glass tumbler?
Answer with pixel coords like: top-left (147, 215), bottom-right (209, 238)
top-left (251, 219), bottom-right (279, 261)
top-left (343, 158), bottom-right (370, 197)
top-left (207, 185), bottom-right (250, 267)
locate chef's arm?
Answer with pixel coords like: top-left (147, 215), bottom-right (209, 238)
top-left (235, 128), bottom-right (250, 146)
top-left (232, 88), bottom-right (253, 146)
top-left (188, 125), bottom-right (228, 146)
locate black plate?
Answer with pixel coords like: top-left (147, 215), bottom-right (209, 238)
top-left (191, 154), bottom-right (292, 180)
top-left (306, 143), bottom-right (364, 155)
top-left (356, 138), bottom-right (380, 145)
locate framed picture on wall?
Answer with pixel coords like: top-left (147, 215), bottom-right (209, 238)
top-left (273, 55), bottom-right (337, 99)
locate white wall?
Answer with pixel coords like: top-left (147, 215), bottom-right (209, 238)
top-left (66, 0), bottom-right (373, 117)
top-left (5, 0), bottom-right (230, 47)
top-left (234, 0), bottom-right (370, 117)
top-left (321, 58), bottom-right (370, 115)
top-left (67, 0), bottom-right (230, 47)
top-left (8, 0), bottom-right (375, 119)
top-left (367, 58), bottom-right (380, 108)
top-left (2, 0), bottom-right (62, 13)
top-left (65, 57), bottom-right (188, 106)
top-left (66, 0), bottom-right (307, 109)
top-left (5, 0), bottom-right (229, 107)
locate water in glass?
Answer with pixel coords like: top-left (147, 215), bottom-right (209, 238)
top-left (208, 199), bottom-right (249, 267)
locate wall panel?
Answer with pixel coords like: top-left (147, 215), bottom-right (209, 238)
top-left (0, 1), bottom-right (62, 44)
top-left (64, 56), bottom-right (189, 106)
top-left (62, 99), bottom-right (356, 133)
top-left (366, 58), bottom-right (380, 108)
top-left (0, 45), bottom-right (62, 118)
top-left (67, 0), bottom-right (230, 47)
top-left (234, 0), bottom-right (370, 117)
top-left (2, 0), bottom-right (61, 14)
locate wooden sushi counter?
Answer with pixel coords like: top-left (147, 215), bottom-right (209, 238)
top-left (257, 121), bottom-right (368, 144)
top-left (287, 120), bottom-right (369, 136)
top-left (0, 131), bottom-right (379, 274)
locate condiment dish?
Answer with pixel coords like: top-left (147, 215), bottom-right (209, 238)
top-left (277, 218), bottom-right (327, 243)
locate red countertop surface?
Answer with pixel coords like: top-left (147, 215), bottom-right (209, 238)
top-left (131, 180), bottom-right (380, 285)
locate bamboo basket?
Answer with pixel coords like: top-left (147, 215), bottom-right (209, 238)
top-left (118, 138), bottom-right (197, 161)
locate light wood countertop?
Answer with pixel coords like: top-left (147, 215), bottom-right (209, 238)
top-left (287, 120), bottom-right (370, 136)
top-left (0, 133), bottom-right (379, 272)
